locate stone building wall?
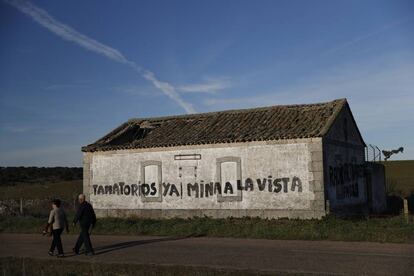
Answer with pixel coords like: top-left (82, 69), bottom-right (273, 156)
top-left (323, 104), bottom-right (367, 210)
top-left (84, 138), bottom-right (326, 219)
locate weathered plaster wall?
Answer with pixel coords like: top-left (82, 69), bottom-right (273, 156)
top-left (85, 138), bottom-right (326, 219)
top-left (366, 162), bottom-right (387, 213)
top-left (323, 105), bottom-right (367, 210)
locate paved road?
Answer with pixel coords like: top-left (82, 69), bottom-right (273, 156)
top-left (1, 233), bottom-right (413, 275)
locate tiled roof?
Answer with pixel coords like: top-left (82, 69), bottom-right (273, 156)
top-left (82, 98), bottom-right (347, 152)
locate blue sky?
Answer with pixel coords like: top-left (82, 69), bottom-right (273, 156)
top-left (0, 0), bottom-right (413, 166)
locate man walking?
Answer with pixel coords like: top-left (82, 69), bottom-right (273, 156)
top-left (73, 194), bottom-right (96, 256)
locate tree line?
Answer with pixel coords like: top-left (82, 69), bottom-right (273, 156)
top-left (0, 167), bottom-right (82, 186)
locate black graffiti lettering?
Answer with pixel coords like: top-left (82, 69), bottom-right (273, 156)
top-left (268, 176), bottom-right (273, 192)
top-left (214, 182), bottom-right (222, 195)
top-left (187, 183), bottom-right (199, 197)
top-left (205, 182), bottom-right (214, 197)
top-left (245, 178), bottom-right (254, 191)
top-left (138, 182), bottom-right (141, 196)
top-left (169, 184), bottom-right (179, 197)
top-left (113, 183), bottom-right (120, 195)
top-left (93, 176), bottom-right (305, 197)
top-left (141, 184), bottom-right (150, 196)
top-left (237, 180), bottom-right (243, 191)
top-left (104, 185), bottom-right (113, 194)
top-left (200, 182), bottom-right (204, 198)
top-left (92, 185), bottom-right (98, 195)
top-left (329, 161), bottom-right (364, 199)
top-left (257, 178), bottom-right (266, 191)
top-left (282, 178), bottom-right (289, 193)
top-left (131, 184), bottom-right (138, 196)
top-left (97, 185), bottom-right (105, 195)
top-left (150, 183), bottom-right (157, 196)
top-left (124, 185), bottom-right (131, 195)
top-left (224, 182), bottom-right (233, 194)
top-left (119, 182), bottom-right (125, 195)
top-left (291, 177), bottom-right (302, 192)
top-left (273, 178), bottom-right (282, 193)
top-left (162, 183), bottom-right (170, 197)
top-left (353, 182), bottom-right (359, 197)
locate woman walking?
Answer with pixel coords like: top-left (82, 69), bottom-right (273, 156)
top-left (45, 199), bottom-right (69, 257)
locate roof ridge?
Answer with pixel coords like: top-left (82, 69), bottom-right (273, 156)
top-left (82, 98), bottom-right (350, 152)
top-left (128, 98), bottom-right (347, 123)
top-left (318, 98), bottom-right (348, 136)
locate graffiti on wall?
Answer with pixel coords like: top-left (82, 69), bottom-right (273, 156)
top-left (329, 156), bottom-right (364, 200)
top-left (92, 175), bottom-right (303, 199)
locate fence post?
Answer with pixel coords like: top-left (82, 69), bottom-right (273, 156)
top-left (19, 197), bottom-right (23, 216)
top-left (403, 198), bottom-right (409, 223)
top-left (325, 200), bottom-right (330, 215)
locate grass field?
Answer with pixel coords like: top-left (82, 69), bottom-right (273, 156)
top-left (1, 162), bottom-right (413, 244)
top-left (1, 215), bottom-right (413, 243)
top-left (0, 180), bottom-right (82, 201)
top-left (381, 160), bottom-right (414, 196)
top-left (0, 257), bottom-right (262, 276)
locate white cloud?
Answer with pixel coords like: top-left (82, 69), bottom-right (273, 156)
top-left (204, 54), bottom-right (414, 131)
top-left (203, 54), bottom-right (414, 159)
top-left (5, 0), bottom-right (195, 114)
top-left (178, 78), bottom-right (232, 94)
top-left (324, 18), bottom-right (410, 55)
top-left (113, 85), bottom-right (161, 97)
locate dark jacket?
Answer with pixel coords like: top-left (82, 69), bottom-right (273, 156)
top-left (73, 201), bottom-right (96, 228)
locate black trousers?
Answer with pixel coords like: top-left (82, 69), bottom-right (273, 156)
top-left (74, 225), bottom-right (94, 253)
top-left (49, 228), bottom-right (64, 254)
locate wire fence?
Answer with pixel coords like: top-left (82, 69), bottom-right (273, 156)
top-left (365, 144), bottom-right (383, 162)
top-left (0, 198), bottom-right (78, 217)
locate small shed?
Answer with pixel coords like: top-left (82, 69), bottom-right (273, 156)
top-left (82, 98), bottom-right (386, 219)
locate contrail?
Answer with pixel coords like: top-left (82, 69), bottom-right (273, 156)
top-left (5, 0), bottom-right (196, 114)
top-left (325, 18), bottom-right (410, 55)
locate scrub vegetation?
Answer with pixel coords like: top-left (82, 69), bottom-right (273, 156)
top-left (0, 167), bottom-right (82, 186)
top-left (381, 160), bottom-right (414, 196)
top-left (0, 257), bottom-right (271, 276)
top-left (0, 167), bottom-right (82, 202)
top-left (1, 163), bottom-right (413, 243)
top-left (1, 214), bottom-right (413, 243)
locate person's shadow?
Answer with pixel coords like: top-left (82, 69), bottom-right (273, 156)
top-left (66, 235), bottom-right (192, 257)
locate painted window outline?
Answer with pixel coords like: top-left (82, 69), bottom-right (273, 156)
top-left (140, 160), bottom-right (163, 202)
top-left (174, 154), bottom-right (201, 161)
top-left (216, 156), bottom-right (242, 202)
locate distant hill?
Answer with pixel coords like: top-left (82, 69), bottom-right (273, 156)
top-left (0, 167), bottom-right (82, 186)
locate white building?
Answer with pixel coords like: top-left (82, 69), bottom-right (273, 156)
top-left (82, 99), bottom-right (386, 219)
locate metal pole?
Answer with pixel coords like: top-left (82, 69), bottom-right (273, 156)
top-left (20, 197), bottom-right (23, 216)
top-left (369, 145), bottom-right (376, 162)
top-left (403, 198), bottom-right (409, 224)
top-left (375, 146), bottom-right (381, 162)
top-left (365, 147), bottom-right (368, 161)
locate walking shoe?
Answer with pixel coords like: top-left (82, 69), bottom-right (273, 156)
top-left (57, 254), bottom-right (65, 258)
top-left (85, 252), bottom-right (94, 256)
top-left (48, 251), bottom-right (54, 256)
